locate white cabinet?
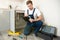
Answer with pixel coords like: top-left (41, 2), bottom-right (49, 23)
top-left (0, 9), bottom-right (10, 31)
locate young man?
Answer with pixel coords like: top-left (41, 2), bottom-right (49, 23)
top-left (24, 0), bottom-right (43, 36)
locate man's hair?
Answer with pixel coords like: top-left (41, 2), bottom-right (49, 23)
top-left (26, 0), bottom-right (33, 5)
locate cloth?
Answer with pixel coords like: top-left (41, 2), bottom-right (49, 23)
top-left (25, 8), bottom-right (41, 19)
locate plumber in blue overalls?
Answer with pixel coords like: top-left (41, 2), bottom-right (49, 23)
top-left (24, 0), bottom-right (43, 36)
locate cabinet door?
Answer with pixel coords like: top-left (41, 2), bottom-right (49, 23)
top-left (15, 13), bottom-right (26, 32)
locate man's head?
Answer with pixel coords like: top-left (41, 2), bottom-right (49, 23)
top-left (26, 0), bottom-right (33, 10)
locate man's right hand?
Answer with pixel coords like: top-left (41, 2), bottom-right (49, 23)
top-left (29, 18), bottom-right (34, 23)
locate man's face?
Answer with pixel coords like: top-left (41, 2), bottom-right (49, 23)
top-left (27, 3), bottom-right (33, 10)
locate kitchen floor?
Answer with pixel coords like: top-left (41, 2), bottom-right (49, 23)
top-left (0, 31), bottom-right (59, 40)
top-left (0, 31), bottom-right (44, 40)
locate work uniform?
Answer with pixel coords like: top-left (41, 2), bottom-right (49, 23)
top-left (24, 8), bottom-right (43, 35)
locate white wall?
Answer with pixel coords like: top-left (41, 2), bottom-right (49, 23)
top-left (0, 0), bottom-right (27, 10)
top-left (40, 0), bottom-right (60, 36)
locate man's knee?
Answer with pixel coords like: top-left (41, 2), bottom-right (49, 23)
top-left (24, 25), bottom-right (32, 35)
top-left (24, 30), bottom-right (30, 35)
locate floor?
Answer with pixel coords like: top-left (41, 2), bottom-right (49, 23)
top-left (0, 31), bottom-right (44, 40)
top-left (0, 31), bottom-right (60, 40)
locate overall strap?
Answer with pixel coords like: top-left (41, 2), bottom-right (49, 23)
top-left (27, 9), bottom-right (29, 15)
top-left (32, 8), bottom-right (35, 15)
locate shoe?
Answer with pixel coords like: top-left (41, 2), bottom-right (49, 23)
top-left (35, 33), bottom-right (38, 37)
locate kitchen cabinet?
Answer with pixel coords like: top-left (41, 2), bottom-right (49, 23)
top-left (10, 9), bottom-right (26, 33)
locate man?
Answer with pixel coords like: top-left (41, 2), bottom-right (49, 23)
top-left (24, 0), bottom-right (43, 36)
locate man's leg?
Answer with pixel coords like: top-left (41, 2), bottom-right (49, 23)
top-left (24, 22), bottom-right (34, 35)
top-left (34, 21), bottom-right (43, 36)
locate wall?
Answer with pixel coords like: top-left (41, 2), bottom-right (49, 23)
top-left (0, 0), bottom-right (27, 10)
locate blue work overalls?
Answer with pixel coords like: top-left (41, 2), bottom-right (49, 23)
top-left (24, 8), bottom-right (43, 35)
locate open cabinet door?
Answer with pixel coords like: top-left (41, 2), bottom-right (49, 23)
top-left (15, 10), bottom-right (26, 32)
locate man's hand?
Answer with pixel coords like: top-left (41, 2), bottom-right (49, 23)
top-left (29, 18), bottom-right (34, 23)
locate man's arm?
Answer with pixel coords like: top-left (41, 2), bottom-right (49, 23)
top-left (24, 9), bottom-right (28, 17)
top-left (34, 15), bottom-right (43, 21)
top-left (24, 13), bottom-right (28, 17)
top-left (33, 8), bottom-right (43, 21)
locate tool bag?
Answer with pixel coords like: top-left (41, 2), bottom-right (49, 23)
top-left (41, 25), bottom-right (56, 36)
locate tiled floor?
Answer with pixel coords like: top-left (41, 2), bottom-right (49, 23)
top-left (0, 31), bottom-right (60, 40)
top-left (0, 31), bottom-right (44, 40)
